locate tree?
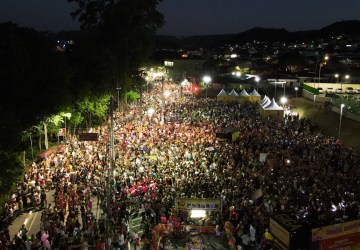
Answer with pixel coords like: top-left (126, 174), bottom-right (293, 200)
top-left (75, 94), bottom-right (111, 130)
top-left (67, 0), bottom-right (164, 93)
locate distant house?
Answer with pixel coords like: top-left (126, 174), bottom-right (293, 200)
top-left (164, 59), bottom-right (209, 82)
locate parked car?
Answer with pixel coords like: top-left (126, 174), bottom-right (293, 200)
top-left (335, 88), bottom-right (343, 94)
top-left (355, 88), bottom-right (360, 94)
top-left (346, 87), bottom-right (354, 94)
top-left (317, 87), bottom-right (324, 94)
top-left (326, 87), bottom-right (334, 94)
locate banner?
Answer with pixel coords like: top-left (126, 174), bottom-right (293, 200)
top-left (175, 198), bottom-right (221, 211)
top-left (312, 219), bottom-right (360, 241)
top-left (321, 232), bottom-right (360, 250)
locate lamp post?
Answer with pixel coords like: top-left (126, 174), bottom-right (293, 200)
top-left (116, 86), bottom-right (121, 111)
top-left (283, 82), bottom-right (286, 97)
top-left (318, 55), bottom-right (329, 87)
top-left (181, 79), bottom-right (187, 98)
top-left (255, 76), bottom-right (260, 91)
top-left (161, 76), bottom-right (165, 125)
top-left (338, 104), bottom-right (345, 139)
top-left (203, 75), bottom-right (211, 98)
top-left (280, 96), bottom-right (288, 107)
top-left (335, 74), bottom-right (339, 83)
top-left (343, 74), bottom-right (350, 91)
top-left (294, 87), bottom-right (298, 98)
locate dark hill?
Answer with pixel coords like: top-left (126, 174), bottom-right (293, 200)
top-left (155, 20), bottom-right (360, 49)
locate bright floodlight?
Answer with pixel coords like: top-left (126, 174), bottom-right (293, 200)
top-left (255, 76), bottom-right (260, 82)
top-left (147, 107), bottom-right (155, 116)
top-left (181, 79), bottom-right (188, 87)
top-left (190, 210), bottom-right (206, 218)
top-left (294, 87), bottom-right (298, 91)
top-left (236, 72), bottom-right (241, 77)
top-left (164, 90), bottom-right (171, 98)
top-left (345, 75), bottom-right (350, 79)
top-left (324, 55), bottom-right (329, 60)
top-left (280, 96), bottom-right (288, 105)
top-left (203, 76), bottom-right (211, 83)
top-left (335, 74), bottom-right (339, 78)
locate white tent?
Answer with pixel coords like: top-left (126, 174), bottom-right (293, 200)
top-left (260, 95), bottom-right (270, 106)
top-left (229, 89), bottom-right (239, 96)
top-left (250, 89), bottom-right (261, 96)
top-left (264, 98), bottom-right (283, 110)
top-left (239, 89), bottom-right (250, 96)
top-left (260, 95), bottom-right (268, 104)
top-left (217, 89), bottom-right (228, 96)
top-left (261, 98), bottom-right (271, 108)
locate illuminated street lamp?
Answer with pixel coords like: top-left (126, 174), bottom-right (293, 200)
top-left (255, 76), bottom-right (260, 91)
top-left (280, 96), bottom-right (288, 107)
top-left (338, 104), bottom-right (345, 140)
top-left (341, 75), bottom-right (350, 90)
top-left (294, 87), bottom-right (299, 98)
top-left (318, 55), bottom-right (329, 87)
top-left (161, 89), bottom-right (171, 124)
top-left (334, 74), bottom-right (339, 83)
top-left (203, 75), bottom-right (212, 98)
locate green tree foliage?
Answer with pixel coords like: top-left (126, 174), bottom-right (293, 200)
top-left (74, 94), bottom-right (111, 129)
top-left (125, 91), bottom-right (140, 101)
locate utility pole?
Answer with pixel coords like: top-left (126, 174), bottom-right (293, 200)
top-left (116, 86), bottom-right (121, 111)
top-left (106, 97), bottom-right (115, 249)
top-left (139, 81), bottom-right (143, 139)
top-left (161, 76), bottom-right (165, 124)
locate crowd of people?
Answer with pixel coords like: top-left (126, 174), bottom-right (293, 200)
top-left (1, 81), bottom-right (360, 249)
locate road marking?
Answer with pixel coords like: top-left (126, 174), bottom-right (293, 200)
top-left (28, 210), bottom-right (39, 233)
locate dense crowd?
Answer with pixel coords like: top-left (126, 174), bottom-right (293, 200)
top-left (1, 82), bottom-right (360, 249)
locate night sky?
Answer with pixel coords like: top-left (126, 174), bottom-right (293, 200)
top-left (0, 0), bottom-right (359, 36)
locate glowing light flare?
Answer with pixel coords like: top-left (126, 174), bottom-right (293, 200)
top-left (190, 210), bottom-right (206, 218)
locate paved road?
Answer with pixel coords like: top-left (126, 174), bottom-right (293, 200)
top-left (8, 189), bottom-right (101, 243)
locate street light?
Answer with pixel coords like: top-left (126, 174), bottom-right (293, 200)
top-left (280, 96), bottom-right (288, 107)
top-left (338, 104), bottom-right (345, 139)
top-left (341, 75), bottom-right (350, 91)
top-left (294, 87), bottom-right (298, 98)
top-left (318, 55), bottom-right (329, 87)
top-left (116, 86), bottom-right (121, 111)
top-left (335, 74), bottom-right (339, 83)
top-left (161, 76), bottom-right (165, 124)
top-left (203, 75), bottom-right (212, 98)
top-left (255, 76), bottom-right (260, 91)
top-left (180, 79), bottom-right (187, 98)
